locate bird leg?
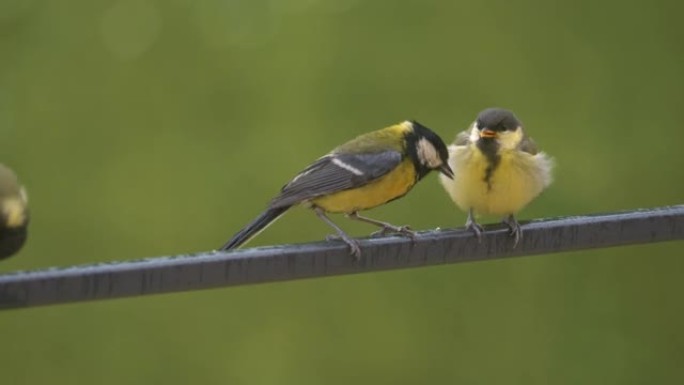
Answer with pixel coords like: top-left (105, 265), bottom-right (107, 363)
top-left (466, 207), bottom-right (484, 242)
top-left (502, 214), bottom-right (522, 248)
top-left (346, 211), bottom-right (416, 238)
top-left (314, 207), bottom-right (362, 258)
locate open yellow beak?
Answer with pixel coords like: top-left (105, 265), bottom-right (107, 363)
top-left (479, 129), bottom-right (497, 139)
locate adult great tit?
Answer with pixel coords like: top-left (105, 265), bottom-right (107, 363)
top-left (220, 120), bottom-right (454, 257)
top-left (0, 164), bottom-right (29, 260)
top-left (439, 108), bottom-right (553, 246)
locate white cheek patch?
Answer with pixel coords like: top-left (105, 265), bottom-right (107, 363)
top-left (498, 127), bottom-right (524, 150)
top-left (469, 124), bottom-right (480, 143)
top-left (332, 157), bottom-right (364, 176)
top-left (416, 138), bottom-right (442, 168)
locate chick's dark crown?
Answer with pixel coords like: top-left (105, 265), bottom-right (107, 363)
top-left (476, 108), bottom-right (521, 132)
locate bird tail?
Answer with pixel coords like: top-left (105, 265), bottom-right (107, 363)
top-left (220, 206), bottom-right (289, 251)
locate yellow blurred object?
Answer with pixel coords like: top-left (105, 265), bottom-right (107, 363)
top-left (0, 164), bottom-right (29, 260)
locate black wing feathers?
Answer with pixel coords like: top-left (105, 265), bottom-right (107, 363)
top-left (269, 151), bottom-right (402, 208)
top-left (220, 206), bottom-right (288, 250)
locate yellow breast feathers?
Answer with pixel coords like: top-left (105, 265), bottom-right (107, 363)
top-left (312, 159), bottom-right (417, 213)
top-left (442, 143), bottom-right (552, 216)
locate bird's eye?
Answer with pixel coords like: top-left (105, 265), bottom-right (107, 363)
top-left (476, 121), bottom-right (483, 130)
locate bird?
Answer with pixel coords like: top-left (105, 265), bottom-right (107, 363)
top-left (220, 120), bottom-right (454, 257)
top-left (0, 164), bottom-right (29, 260)
top-left (439, 108), bottom-right (553, 246)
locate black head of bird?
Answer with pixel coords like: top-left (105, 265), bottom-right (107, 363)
top-left (473, 108), bottom-right (525, 154)
top-left (406, 121), bottom-right (454, 179)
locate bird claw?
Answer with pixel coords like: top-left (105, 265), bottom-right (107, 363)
top-left (325, 234), bottom-right (361, 259)
top-left (503, 215), bottom-right (522, 248)
top-left (347, 240), bottom-right (362, 259)
top-left (371, 225), bottom-right (416, 239)
top-left (466, 220), bottom-right (484, 243)
top-left (465, 208), bottom-right (484, 243)
top-left (510, 226), bottom-right (522, 248)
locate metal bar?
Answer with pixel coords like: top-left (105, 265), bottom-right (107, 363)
top-left (1, 206), bottom-right (683, 310)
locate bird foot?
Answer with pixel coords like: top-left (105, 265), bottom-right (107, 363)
top-left (371, 224), bottom-right (416, 239)
top-left (465, 219), bottom-right (484, 243)
top-left (502, 215), bottom-right (522, 248)
top-left (325, 234), bottom-right (361, 259)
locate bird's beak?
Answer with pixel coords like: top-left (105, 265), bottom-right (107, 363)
top-left (439, 163), bottom-right (454, 179)
top-left (479, 128), bottom-right (497, 139)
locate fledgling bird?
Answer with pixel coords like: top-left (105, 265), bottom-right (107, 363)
top-left (439, 108), bottom-right (553, 246)
top-left (0, 164), bottom-right (29, 260)
top-left (220, 120), bottom-right (454, 257)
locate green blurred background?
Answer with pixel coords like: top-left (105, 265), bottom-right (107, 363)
top-left (1, 0), bottom-right (683, 383)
